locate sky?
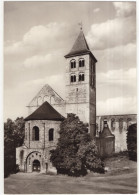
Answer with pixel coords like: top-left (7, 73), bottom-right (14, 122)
top-left (4, 1), bottom-right (137, 121)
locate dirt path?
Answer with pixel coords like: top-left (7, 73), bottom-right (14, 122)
top-left (4, 171), bottom-right (137, 194)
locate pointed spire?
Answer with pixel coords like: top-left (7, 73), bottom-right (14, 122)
top-left (65, 30), bottom-right (97, 62)
top-left (65, 30), bottom-right (90, 58)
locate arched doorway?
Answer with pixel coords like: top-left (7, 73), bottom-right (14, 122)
top-left (32, 160), bottom-right (40, 172)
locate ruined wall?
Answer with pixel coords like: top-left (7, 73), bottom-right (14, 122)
top-left (96, 114), bottom-right (137, 152)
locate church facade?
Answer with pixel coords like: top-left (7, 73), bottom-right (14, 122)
top-left (16, 30), bottom-right (137, 173)
top-left (16, 30), bottom-right (97, 173)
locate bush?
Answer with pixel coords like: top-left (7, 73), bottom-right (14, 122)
top-left (127, 123), bottom-right (137, 161)
top-left (50, 113), bottom-right (104, 176)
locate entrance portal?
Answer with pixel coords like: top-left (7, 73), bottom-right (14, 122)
top-left (32, 160), bottom-right (40, 172)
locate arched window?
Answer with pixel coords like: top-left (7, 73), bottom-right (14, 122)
top-left (32, 126), bottom-right (39, 141)
top-left (49, 128), bottom-right (54, 141)
top-left (111, 118), bottom-right (115, 131)
top-left (79, 73), bottom-right (85, 81)
top-left (79, 58), bottom-right (85, 67)
top-left (38, 96), bottom-right (43, 106)
top-left (70, 74), bottom-right (76, 83)
top-left (70, 59), bottom-right (76, 69)
top-left (43, 96), bottom-right (50, 103)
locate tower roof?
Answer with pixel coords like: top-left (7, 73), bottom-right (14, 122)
top-left (25, 101), bottom-right (64, 121)
top-left (65, 30), bottom-right (97, 62)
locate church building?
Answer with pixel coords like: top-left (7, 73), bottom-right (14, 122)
top-left (16, 30), bottom-right (97, 173)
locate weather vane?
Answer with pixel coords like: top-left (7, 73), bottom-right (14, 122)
top-left (78, 22), bottom-right (83, 31)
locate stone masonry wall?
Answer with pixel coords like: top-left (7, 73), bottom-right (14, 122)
top-left (65, 54), bottom-right (90, 125)
top-left (24, 120), bottom-right (61, 149)
top-left (27, 84), bottom-right (66, 117)
top-left (96, 114), bottom-right (137, 152)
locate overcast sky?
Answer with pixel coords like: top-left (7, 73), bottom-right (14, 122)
top-left (4, 1), bottom-right (137, 121)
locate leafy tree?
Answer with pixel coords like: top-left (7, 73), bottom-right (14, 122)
top-left (127, 123), bottom-right (137, 161)
top-left (50, 114), bottom-right (104, 176)
top-left (4, 117), bottom-right (25, 177)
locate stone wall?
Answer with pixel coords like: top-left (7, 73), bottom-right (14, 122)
top-left (16, 119), bottom-right (61, 173)
top-left (96, 114), bottom-right (137, 152)
top-left (65, 54), bottom-right (96, 137)
top-left (27, 84), bottom-right (66, 117)
top-left (16, 147), bottom-right (56, 173)
top-left (24, 120), bottom-right (61, 149)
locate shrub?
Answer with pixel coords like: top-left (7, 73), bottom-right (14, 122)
top-left (127, 123), bottom-right (137, 161)
top-left (50, 113), bottom-right (104, 176)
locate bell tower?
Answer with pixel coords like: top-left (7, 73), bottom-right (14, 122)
top-left (64, 30), bottom-right (97, 137)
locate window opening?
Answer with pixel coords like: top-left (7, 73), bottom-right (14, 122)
top-left (79, 73), bottom-right (85, 81)
top-left (49, 128), bottom-right (54, 141)
top-left (32, 126), bottom-right (39, 141)
top-left (79, 59), bottom-right (85, 67)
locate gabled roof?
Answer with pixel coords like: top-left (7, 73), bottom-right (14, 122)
top-left (28, 84), bottom-right (64, 107)
top-left (65, 30), bottom-right (97, 62)
top-left (25, 101), bottom-right (64, 121)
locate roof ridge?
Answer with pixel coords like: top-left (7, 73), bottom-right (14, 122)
top-left (25, 101), bottom-right (64, 121)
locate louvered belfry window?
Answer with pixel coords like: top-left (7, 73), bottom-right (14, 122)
top-left (79, 58), bottom-right (85, 67)
top-left (71, 74), bottom-right (76, 82)
top-left (70, 59), bottom-right (76, 69)
top-left (79, 73), bottom-right (85, 81)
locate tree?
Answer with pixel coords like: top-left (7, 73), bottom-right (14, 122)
top-left (127, 123), bottom-right (137, 161)
top-left (4, 117), bottom-right (25, 177)
top-left (50, 114), bottom-right (104, 176)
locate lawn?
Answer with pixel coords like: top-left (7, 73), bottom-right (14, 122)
top-left (4, 153), bottom-right (137, 194)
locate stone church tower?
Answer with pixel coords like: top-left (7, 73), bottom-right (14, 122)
top-left (65, 30), bottom-right (97, 137)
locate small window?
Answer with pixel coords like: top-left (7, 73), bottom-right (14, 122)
top-left (79, 73), bottom-right (85, 81)
top-left (32, 126), bottom-right (39, 141)
top-left (49, 128), bottom-right (54, 141)
top-left (38, 96), bottom-right (43, 106)
top-left (71, 74), bottom-right (76, 83)
top-left (79, 58), bottom-right (85, 67)
top-left (70, 59), bottom-right (76, 69)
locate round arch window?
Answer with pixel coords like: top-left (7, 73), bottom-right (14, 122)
top-left (32, 126), bottom-right (39, 141)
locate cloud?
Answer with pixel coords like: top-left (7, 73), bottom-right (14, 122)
top-left (87, 2), bottom-right (136, 50)
top-left (4, 22), bottom-right (72, 56)
top-left (97, 68), bottom-right (136, 86)
top-left (23, 54), bottom-right (52, 68)
top-left (93, 8), bottom-right (100, 13)
top-left (113, 2), bottom-right (136, 17)
top-left (24, 74), bottom-right (65, 96)
top-left (97, 96), bottom-right (137, 115)
top-left (95, 43), bottom-right (136, 72)
top-left (86, 16), bottom-right (136, 50)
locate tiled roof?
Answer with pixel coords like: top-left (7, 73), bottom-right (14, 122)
top-left (65, 30), bottom-right (97, 62)
top-left (25, 101), bottom-right (64, 121)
